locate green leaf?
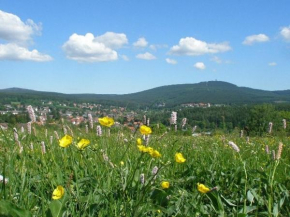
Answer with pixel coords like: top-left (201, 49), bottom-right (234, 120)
top-left (207, 193), bottom-right (225, 213)
top-left (273, 203), bottom-right (278, 217)
top-left (246, 206), bottom-right (257, 214)
top-left (48, 200), bottom-right (65, 217)
top-left (247, 190), bottom-right (254, 203)
top-left (279, 196), bottom-right (285, 208)
top-left (0, 200), bottom-right (32, 217)
top-left (150, 188), bottom-right (169, 206)
top-left (250, 189), bottom-right (264, 205)
top-left (220, 194), bottom-right (237, 206)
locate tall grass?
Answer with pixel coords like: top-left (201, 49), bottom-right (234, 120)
top-left (0, 124), bottom-right (289, 216)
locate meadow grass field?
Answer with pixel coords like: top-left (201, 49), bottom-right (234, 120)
top-left (0, 120), bottom-right (289, 217)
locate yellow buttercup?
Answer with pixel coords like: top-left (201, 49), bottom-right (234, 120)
top-left (52, 185), bottom-right (65, 200)
top-left (59, 135), bottom-right (73, 148)
top-left (98, 117), bottom-right (114, 127)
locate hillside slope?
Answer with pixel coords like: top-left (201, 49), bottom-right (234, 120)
top-left (1, 81), bottom-right (290, 107)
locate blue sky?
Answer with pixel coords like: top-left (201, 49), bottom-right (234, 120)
top-left (0, 0), bottom-right (290, 94)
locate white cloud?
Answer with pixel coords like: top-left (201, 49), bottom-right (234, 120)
top-left (94, 32), bottom-right (128, 49)
top-left (0, 43), bottom-right (52, 61)
top-left (268, 62), bottom-right (277, 66)
top-left (136, 52), bottom-right (156, 60)
top-left (62, 33), bottom-right (119, 62)
top-left (194, 62), bottom-right (206, 70)
top-left (0, 10), bottom-right (52, 62)
top-left (280, 26), bottom-right (290, 41)
top-left (243, 34), bottom-right (269, 45)
top-left (150, 44), bottom-right (168, 50)
top-left (169, 37), bottom-right (231, 56)
top-left (165, 58), bottom-right (177, 64)
top-left (0, 10), bottom-right (42, 46)
top-left (121, 55), bottom-right (129, 61)
top-left (210, 56), bottom-right (222, 64)
top-left (133, 37), bottom-right (148, 48)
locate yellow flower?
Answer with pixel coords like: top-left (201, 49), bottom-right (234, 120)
top-left (137, 145), bottom-right (161, 158)
top-left (150, 150), bottom-right (161, 158)
top-left (137, 145), bottom-right (151, 153)
top-left (137, 145), bottom-right (146, 152)
top-left (120, 161), bottom-right (124, 166)
top-left (59, 135), bottom-right (73, 148)
top-left (197, 183), bottom-right (210, 193)
top-left (137, 138), bottom-right (142, 146)
top-left (77, 138), bottom-right (90, 150)
top-left (146, 147), bottom-right (154, 153)
top-left (52, 185), bottom-right (65, 200)
top-left (161, 181), bottom-right (170, 189)
top-left (98, 116), bottom-right (114, 127)
top-left (139, 125), bottom-right (152, 135)
top-left (175, 153), bottom-right (186, 163)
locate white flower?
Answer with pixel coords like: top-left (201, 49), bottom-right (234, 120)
top-left (228, 141), bottom-right (240, 152)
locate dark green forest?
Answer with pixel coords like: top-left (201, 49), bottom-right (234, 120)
top-left (1, 81), bottom-right (290, 108)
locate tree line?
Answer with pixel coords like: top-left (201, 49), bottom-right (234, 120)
top-left (146, 104), bottom-right (290, 136)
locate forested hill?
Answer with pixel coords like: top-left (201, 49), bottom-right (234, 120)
top-left (1, 81), bottom-right (290, 107)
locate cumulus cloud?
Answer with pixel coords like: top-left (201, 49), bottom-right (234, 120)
top-left (169, 37), bottom-right (231, 56)
top-left (0, 10), bottom-right (52, 62)
top-left (133, 37), bottom-right (148, 48)
top-left (194, 62), bottom-right (206, 70)
top-left (62, 33), bottom-right (125, 62)
top-left (165, 58), bottom-right (177, 64)
top-left (136, 52), bottom-right (156, 60)
top-left (268, 62), bottom-right (277, 66)
top-left (0, 43), bottom-right (52, 61)
top-left (94, 32), bottom-right (128, 49)
top-left (280, 26), bottom-right (290, 41)
top-left (243, 34), bottom-right (269, 45)
top-left (0, 10), bottom-right (42, 46)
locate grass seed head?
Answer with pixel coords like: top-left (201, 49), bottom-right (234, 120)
top-left (276, 142), bottom-right (283, 160)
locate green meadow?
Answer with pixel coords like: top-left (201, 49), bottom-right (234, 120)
top-left (0, 123), bottom-right (289, 217)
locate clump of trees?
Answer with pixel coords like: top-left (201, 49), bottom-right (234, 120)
top-left (0, 113), bottom-right (29, 124)
top-left (147, 104), bottom-right (290, 136)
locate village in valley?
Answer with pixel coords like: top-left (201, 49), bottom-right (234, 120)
top-left (0, 101), bottom-right (136, 130)
top-left (0, 99), bottom-right (218, 134)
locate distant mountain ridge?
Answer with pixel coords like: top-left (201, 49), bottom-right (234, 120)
top-left (1, 81), bottom-right (290, 107)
